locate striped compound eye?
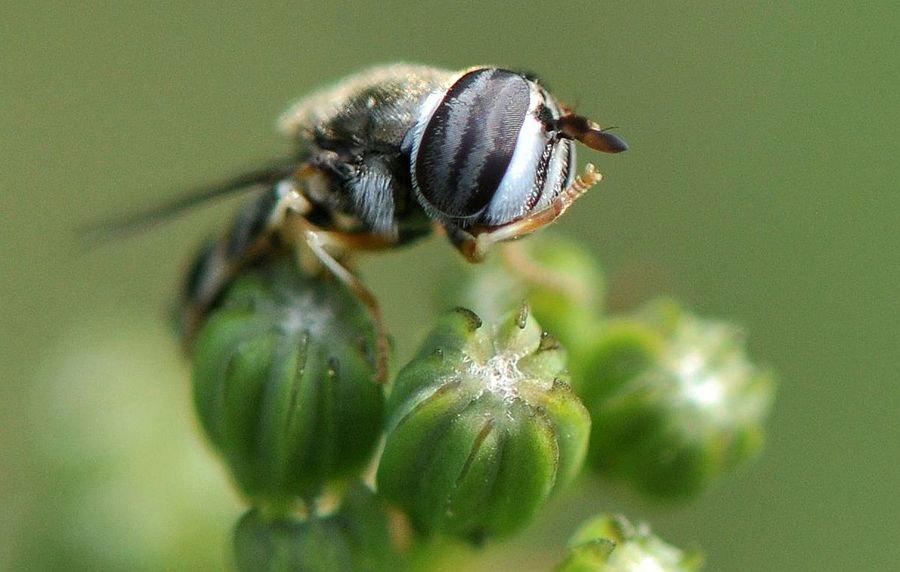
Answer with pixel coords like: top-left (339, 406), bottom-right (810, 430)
top-left (409, 68), bottom-right (575, 227)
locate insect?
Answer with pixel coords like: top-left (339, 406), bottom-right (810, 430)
top-left (101, 64), bottom-right (627, 380)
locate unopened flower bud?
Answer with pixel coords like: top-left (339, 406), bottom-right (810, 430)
top-left (233, 483), bottom-right (396, 571)
top-left (557, 514), bottom-right (703, 572)
top-left (376, 306), bottom-right (590, 542)
top-left (582, 300), bottom-right (775, 498)
top-left (192, 260), bottom-right (384, 506)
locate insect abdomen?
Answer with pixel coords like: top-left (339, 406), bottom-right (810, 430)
top-left (179, 186), bottom-right (289, 340)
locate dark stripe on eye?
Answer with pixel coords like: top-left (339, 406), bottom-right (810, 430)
top-left (416, 68), bottom-right (530, 220)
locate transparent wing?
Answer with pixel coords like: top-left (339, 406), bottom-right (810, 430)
top-left (79, 158), bottom-right (302, 245)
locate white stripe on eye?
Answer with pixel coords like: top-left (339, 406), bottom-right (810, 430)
top-left (484, 90), bottom-right (547, 225)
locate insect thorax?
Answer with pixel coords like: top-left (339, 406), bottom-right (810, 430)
top-left (279, 64), bottom-right (456, 240)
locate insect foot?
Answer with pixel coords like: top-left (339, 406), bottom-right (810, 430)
top-left (191, 259), bottom-right (384, 510)
top-left (579, 299), bottom-right (776, 499)
top-left (376, 305), bottom-right (590, 543)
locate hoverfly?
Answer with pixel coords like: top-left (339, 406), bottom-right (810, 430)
top-left (97, 64), bottom-right (627, 380)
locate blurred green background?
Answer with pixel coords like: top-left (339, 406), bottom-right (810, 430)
top-left (2, 2), bottom-right (897, 570)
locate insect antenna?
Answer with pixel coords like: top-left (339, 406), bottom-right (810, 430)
top-left (79, 158), bottom-right (302, 245)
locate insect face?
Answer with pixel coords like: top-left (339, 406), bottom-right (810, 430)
top-left (408, 67), bottom-right (626, 231)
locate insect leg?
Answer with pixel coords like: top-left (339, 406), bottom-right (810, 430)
top-left (450, 164), bottom-right (602, 262)
top-left (500, 241), bottom-right (590, 303)
top-left (303, 230), bottom-right (390, 383)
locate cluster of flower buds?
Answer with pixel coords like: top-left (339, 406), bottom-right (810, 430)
top-left (443, 234), bottom-right (775, 499)
top-left (190, 257), bottom-right (592, 564)
top-left (188, 232), bottom-right (775, 568)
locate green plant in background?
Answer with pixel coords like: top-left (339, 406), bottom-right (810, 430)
top-left (190, 232), bottom-right (775, 570)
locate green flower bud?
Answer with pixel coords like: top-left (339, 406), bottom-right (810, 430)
top-left (582, 300), bottom-right (775, 498)
top-left (192, 260), bottom-right (384, 507)
top-left (233, 483), bottom-right (397, 572)
top-left (442, 233), bottom-right (604, 350)
top-left (376, 306), bottom-right (590, 542)
top-left (557, 514), bottom-right (703, 572)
